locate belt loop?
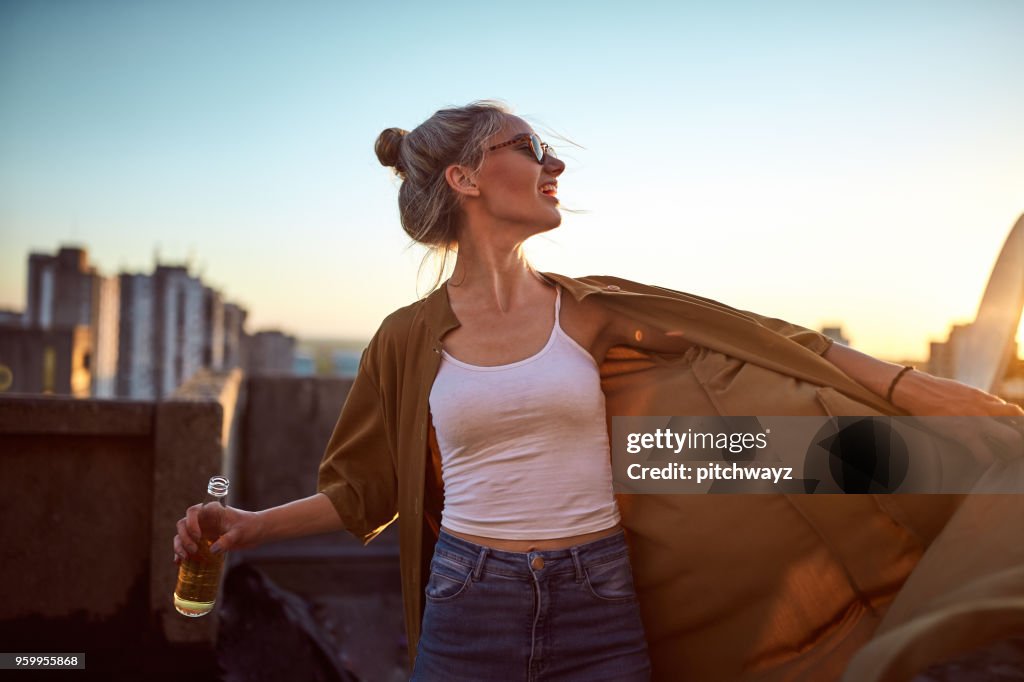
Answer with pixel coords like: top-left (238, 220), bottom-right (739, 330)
top-left (570, 547), bottom-right (584, 582)
top-left (473, 546), bottom-right (489, 581)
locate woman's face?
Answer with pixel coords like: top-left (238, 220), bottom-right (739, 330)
top-left (471, 115), bottom-right (566, 237)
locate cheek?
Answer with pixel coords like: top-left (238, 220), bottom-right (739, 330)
top-left (491, 166), bottom-right (536, 194)
top-left (484, 175), bottom-right (538, 210)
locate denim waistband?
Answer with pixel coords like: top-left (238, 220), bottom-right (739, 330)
top-left (432, 528), bottom-right (630, 581)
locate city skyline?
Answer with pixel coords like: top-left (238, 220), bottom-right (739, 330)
top-left (2, 1), bottom-right (1023, 360)
top-left (1, 244), bottom-right (300, 398)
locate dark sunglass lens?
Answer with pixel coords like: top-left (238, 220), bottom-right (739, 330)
top-left (529, 135), bottom-right (545, 162)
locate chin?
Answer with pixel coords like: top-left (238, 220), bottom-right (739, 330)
top-left (539, 216), bottom-right (562, 233)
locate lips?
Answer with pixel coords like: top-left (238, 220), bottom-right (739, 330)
top-left (539, 182), bottom-right (558, 196)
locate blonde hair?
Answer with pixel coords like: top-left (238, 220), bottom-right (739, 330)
top-left (375, 100), bottom-right (511, 288)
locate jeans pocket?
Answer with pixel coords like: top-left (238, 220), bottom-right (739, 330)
top-left (425, 552), bottom-right (474, 603)
top-left (584, 552), bottom-right (638, 603)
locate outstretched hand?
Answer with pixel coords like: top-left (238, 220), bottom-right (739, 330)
top-left (893, 370), bottom-right (1024, 418)
top-left (893, 370), bottom-right (1024, 466)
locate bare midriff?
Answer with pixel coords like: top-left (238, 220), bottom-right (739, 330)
top-left (441, 523), bottom-right (622, 552)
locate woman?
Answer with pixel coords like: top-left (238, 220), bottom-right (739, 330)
top-left (174, 101), bottom-right (1023, 681)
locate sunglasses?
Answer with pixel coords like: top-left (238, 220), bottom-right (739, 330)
top-left (487, 133), bottom-right (556, 163)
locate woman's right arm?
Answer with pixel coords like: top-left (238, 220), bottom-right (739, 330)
top-left (173, 492), bottom-right (343, 562)
top-left (172, 321), bottom-right (399, 564)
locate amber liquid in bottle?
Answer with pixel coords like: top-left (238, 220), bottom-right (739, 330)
top-left (174, 537), bottom-right (227, 616)
top-left (174, 476), bottom-right (229, 617)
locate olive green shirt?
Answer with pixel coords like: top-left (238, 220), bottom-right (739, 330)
top-left (317, 273), bottom-right (961, 680)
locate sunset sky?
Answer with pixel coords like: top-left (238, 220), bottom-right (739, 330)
top-left (2, 0), bottom-right (1022, 361)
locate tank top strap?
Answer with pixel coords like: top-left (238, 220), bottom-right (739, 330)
top-left (554, 283), bottom-right (562, 322)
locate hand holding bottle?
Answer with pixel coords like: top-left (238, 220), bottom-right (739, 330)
top-left (173, 501), bottom-right (263, 563)
top-left (173, 492), bottom-right (344, 564)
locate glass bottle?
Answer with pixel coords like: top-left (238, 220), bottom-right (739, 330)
top-left (173, 476), bottom-right (229, 617)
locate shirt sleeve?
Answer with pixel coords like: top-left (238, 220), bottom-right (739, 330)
top-left (738, 309), bottom-right (836, 356)
top-left (317, 333), bottom-right (398, 544)
top-left (587, 275), bottom-right (836, 357)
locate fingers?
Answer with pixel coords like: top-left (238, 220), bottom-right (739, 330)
top-left (985, 417), bottom-right (1024, 461)
top-left (172, 534), bottom-right (190, 564)
top-left (186, 503), bottom-right (203, 541)
top-left (198, 502), bottom-right (227, 540)
top-left (991, 402), bottom-right (1024, 417)
top-left (175, 517), bottom-right (199, 554)
top-left (172, 503), bottom-right (205, 563)
top-left (173, 503), bottom-right (245, 564)
top-left (210, 527), bottom-right (237, 554)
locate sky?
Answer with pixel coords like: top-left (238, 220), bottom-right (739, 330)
top-left (1, 0), bottom-right (1022, 361)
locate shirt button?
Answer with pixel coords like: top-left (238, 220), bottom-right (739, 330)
top-left (531, 556), bottom-right (545, 570)
top-left (604, 285), bottom-right (621, 292)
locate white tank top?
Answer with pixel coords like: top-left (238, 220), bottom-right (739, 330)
top-left (428, 285), bottom-right (621, 540)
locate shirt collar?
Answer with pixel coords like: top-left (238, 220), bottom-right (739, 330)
top-left (421, 281), bottom-right (460, 342)
top-left (420, 271), bottom-right (611, 342)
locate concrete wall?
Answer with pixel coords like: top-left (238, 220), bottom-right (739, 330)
top-left (239, 375), bottom-right (404, 552)
top-left (0, 398), bottom-right (155, 621)
top-left (240, 375), bottom-right (351, 510)
top-left (0, 370), bottom-right (403, 677)
top-left (0, 367), bottom-right (244, 675)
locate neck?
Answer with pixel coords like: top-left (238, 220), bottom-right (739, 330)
top-left (448, 238), bottom-right (546, 313)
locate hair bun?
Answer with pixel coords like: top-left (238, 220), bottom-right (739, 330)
top-left (375, 127), bottom-right (408, 172)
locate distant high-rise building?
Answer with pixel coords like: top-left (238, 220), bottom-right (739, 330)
top-left (117, 273), bottom-right (156, 399)
top-left (203, 287), bottom-right (225, 370)
top-left (91, 274), bottom-right (120, 398)
top-left (14, 244), bottom-right (264, 399)
top-left (118, 268), bottom-right (241, 399)
top-left (928, 324), bottom-right (965, 379)
top-left (0, 325), bottom-right (91, 397)
top-left (820, 326), bottom-right (850, 347)
top-left (27, 248), bottom-right (91, 329)
top-left (0, 310), bottom-right (23, 325)
top-left (23, 247), bottom-right (119, 398)
top-left (153, 265), bottom-right (205, 399)
top-left (245, 330), bottom-right (296, 374)
top-left (223, 302), bottom-right (247, 370)
top-left (929, 322), bottom-right (1016, 386)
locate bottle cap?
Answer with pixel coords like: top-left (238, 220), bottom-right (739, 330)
top-left (207, 476), bottom-right (230, 498)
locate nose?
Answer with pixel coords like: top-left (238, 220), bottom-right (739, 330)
top-left (545, 153), bottom-right (565, 176)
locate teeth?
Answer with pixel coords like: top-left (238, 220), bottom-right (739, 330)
top-left (540, 184), bottom-right (557, 193)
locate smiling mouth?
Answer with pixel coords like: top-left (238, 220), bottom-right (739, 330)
top-left (539, 183), bottom-right (558, 197)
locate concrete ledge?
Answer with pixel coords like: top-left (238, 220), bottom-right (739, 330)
top-left (152, 368), bottom-right (245, 646)
top-left (0, 395), bottom-right (153, 435)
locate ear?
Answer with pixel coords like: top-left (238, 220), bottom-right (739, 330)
top-left (444, 164), bottom-right (480, 198)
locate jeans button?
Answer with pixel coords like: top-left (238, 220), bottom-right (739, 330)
top-left (531, 556), bottom-right (544, 570)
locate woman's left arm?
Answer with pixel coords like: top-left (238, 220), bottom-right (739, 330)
top-left (824, 342), bottom-right (1024, 463)
top-left (822, 342), bottom-right (1023, 417)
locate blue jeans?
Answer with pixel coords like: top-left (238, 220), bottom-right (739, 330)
top-left (411, 529), bottom-right (651, 681)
